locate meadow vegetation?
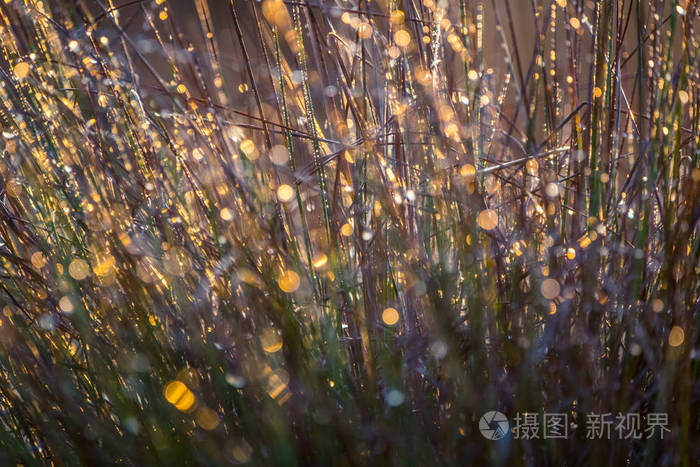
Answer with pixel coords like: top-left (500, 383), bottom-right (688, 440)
top-left (0, 0), bottom-right (698, 464)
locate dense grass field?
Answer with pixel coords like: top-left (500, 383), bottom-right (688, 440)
top-left (0, 0), bottom-right (698, 465)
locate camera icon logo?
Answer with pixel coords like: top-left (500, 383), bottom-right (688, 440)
top-left (479, 411), bottom-right (510, 440)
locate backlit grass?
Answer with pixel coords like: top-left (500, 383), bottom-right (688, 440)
top-left (0, 0), bottom-right (698, 465)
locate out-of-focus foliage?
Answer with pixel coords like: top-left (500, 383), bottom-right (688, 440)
top-left (0, 0), bottom-right (698, 465)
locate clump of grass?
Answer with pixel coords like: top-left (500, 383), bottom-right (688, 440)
top-left (0, 0), bottom-right (697, 465)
